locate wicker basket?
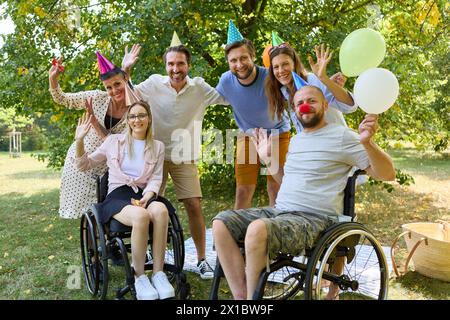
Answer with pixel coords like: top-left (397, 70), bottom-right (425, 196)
top-left (391, 220), bottom-right (450, 282)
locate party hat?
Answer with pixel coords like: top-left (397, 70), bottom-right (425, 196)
top-left (227, 19), bottom-right (244, 44)
top-left (170, 31), bottom-right (182, 47)
top-left (96, 51), bottom-right (116, 75)
top-left (292, 71), bottom-right (308, 90)
top-left (125, 82), bottom-right (142, 107)
top-left (272, 31), bottom-right (284, 46)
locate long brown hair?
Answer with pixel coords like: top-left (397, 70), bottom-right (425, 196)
top-left (126, 101), bottom-right (154, 159)
top-left (264, 44), bottom-right (308, 120)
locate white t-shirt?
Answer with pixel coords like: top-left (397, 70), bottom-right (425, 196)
top-left (135, 74), bottom-right (229, 163)
top-left (275, 123), bottom-right (370, 216)
top-left (121, 139), bottom-right (145, 179)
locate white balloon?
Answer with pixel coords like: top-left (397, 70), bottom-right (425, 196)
top-left (354, 68), bottom-right (399, 114)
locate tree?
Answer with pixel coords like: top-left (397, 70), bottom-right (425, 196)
top-left (0, 0), bottom-right (447, 186)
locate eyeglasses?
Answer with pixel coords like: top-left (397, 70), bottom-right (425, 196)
top-left (127, 113), bottom-right (148, 121)
top-left (269, 42), bottom-right (290, 55)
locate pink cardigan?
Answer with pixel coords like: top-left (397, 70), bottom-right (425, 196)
top-left (75, 134), bottom-right (164, 196)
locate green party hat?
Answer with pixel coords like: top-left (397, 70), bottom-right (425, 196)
top-left (272, 31), bottom-right (284, 46)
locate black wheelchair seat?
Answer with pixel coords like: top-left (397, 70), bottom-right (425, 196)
top-left (109, 219), bottom-right (132, 234)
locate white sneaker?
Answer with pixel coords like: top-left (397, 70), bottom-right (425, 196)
top-left (152, 271), bottom-right (175, 299)
top-left (134, 274), bottom-right (159, 300)
top-left (197, 258), bottom-right (214, 280)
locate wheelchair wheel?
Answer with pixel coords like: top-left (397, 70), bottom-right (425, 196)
top-left (80, 208), bottom-right (109, 299)
top-left (110, 237), bottom-right (135, 300)
top-left (304, 222), bottom-right (388, 300)
top-left (253, 257), bottom-right (307, 300)
top-left (175, 272), bottom-right (191, 299)
top-left (168, 202), bottom-right (185, 270)
top-left (164, 223), bottom-right (185, 281)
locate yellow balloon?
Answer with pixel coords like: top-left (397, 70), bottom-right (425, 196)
top-left (339, 28), bottom-right (386, 77)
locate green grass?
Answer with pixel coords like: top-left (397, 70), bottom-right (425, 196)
top-left (0, 150), bottom-right (449, 300)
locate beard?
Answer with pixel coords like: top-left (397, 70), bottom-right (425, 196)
top-left (298, 108), bottom-right (325, 128)
top-left (232, 65), bottom-right (255, 80)
top-left (169, 71), bottom-right (187, 82)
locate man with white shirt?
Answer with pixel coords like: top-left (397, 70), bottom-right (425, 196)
top-left (122, 44), bottom-right (228, 279)
top-left (212, 85), bottom-right (396, 299)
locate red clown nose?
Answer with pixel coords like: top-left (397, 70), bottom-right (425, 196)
top-left (298, 103), bottom-right (311, 114)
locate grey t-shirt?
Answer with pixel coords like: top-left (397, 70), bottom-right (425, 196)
top-left (275, 123), bottom-right (370, 216)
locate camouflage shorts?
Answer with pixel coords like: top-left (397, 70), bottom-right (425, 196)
top-left (213, 207), bottom-right (336, 260)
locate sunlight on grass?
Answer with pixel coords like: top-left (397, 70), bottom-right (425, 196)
top-left (0, 152), bottom-right (60, 196)
top-left (0, 150), bottom-right (449, 300)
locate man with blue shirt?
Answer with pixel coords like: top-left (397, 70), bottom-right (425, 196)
top-left (216, 21), bottom-right (292, 209)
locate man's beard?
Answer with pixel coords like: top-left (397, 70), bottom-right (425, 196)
top-left (169, 71), bottom-right (187, 82)
top-left (232, 65), bottom-right (255, 80)
top-left (299, 109), bottom-right (324, 128)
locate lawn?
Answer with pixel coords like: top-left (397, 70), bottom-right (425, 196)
top-left (0, 149), bottom-right (449, 300)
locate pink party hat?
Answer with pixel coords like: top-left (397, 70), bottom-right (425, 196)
top-left (96, 51), bottom-right (116, 75)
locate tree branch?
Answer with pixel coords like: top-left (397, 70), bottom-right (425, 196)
top-left (300, 0), bottom-right (374, 29)
top-left (420, 0), bottom-right (437, 33)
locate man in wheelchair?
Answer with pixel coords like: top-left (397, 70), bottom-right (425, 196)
top-left (75, 101), bottom-right (175, 300)
top-left (212, 85), bottom-right (396, 300)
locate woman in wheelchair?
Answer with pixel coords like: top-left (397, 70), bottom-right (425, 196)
top-left (74, 101), bottom-right (174, 300)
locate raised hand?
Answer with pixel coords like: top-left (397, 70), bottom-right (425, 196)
top-left (85, 97), bottom-right (94, 117)
top-left (308, 44), bottom-right (333, 80)
top-left (49, 57), bottom-right (64, 80)
top-left (85, 98), bottom-right (99, 128)
top-left (359, 114), bottom-right (379, 145)
top-left (122, 44), bottom-right (141, 72)
top-left (84, 98), bottom-right (107, 139)
top-left (330, 72), bottom-right (347, 87)
top-left (251, 128), bottom-right (272, 164)
top-left (75, 113), bottom-right (92, 141)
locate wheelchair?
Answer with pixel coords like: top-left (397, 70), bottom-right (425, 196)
top-left (80, 171), bottom-right (190, 299)
top-left (209, 170), bottom-right (389, 300)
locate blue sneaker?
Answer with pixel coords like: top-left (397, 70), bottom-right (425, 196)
top-left (197, 259), bottom-right (214, 280)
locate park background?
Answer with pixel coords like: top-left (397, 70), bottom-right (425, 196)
top-left (0, 0), bottom-right (448, 299)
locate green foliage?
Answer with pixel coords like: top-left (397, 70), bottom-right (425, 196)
top-left (0, 0), bottom-right (448, 185)
top-left (368, 168), bottom-right (415, 193)
top-left (0, 106), bottom-right (38, 151)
